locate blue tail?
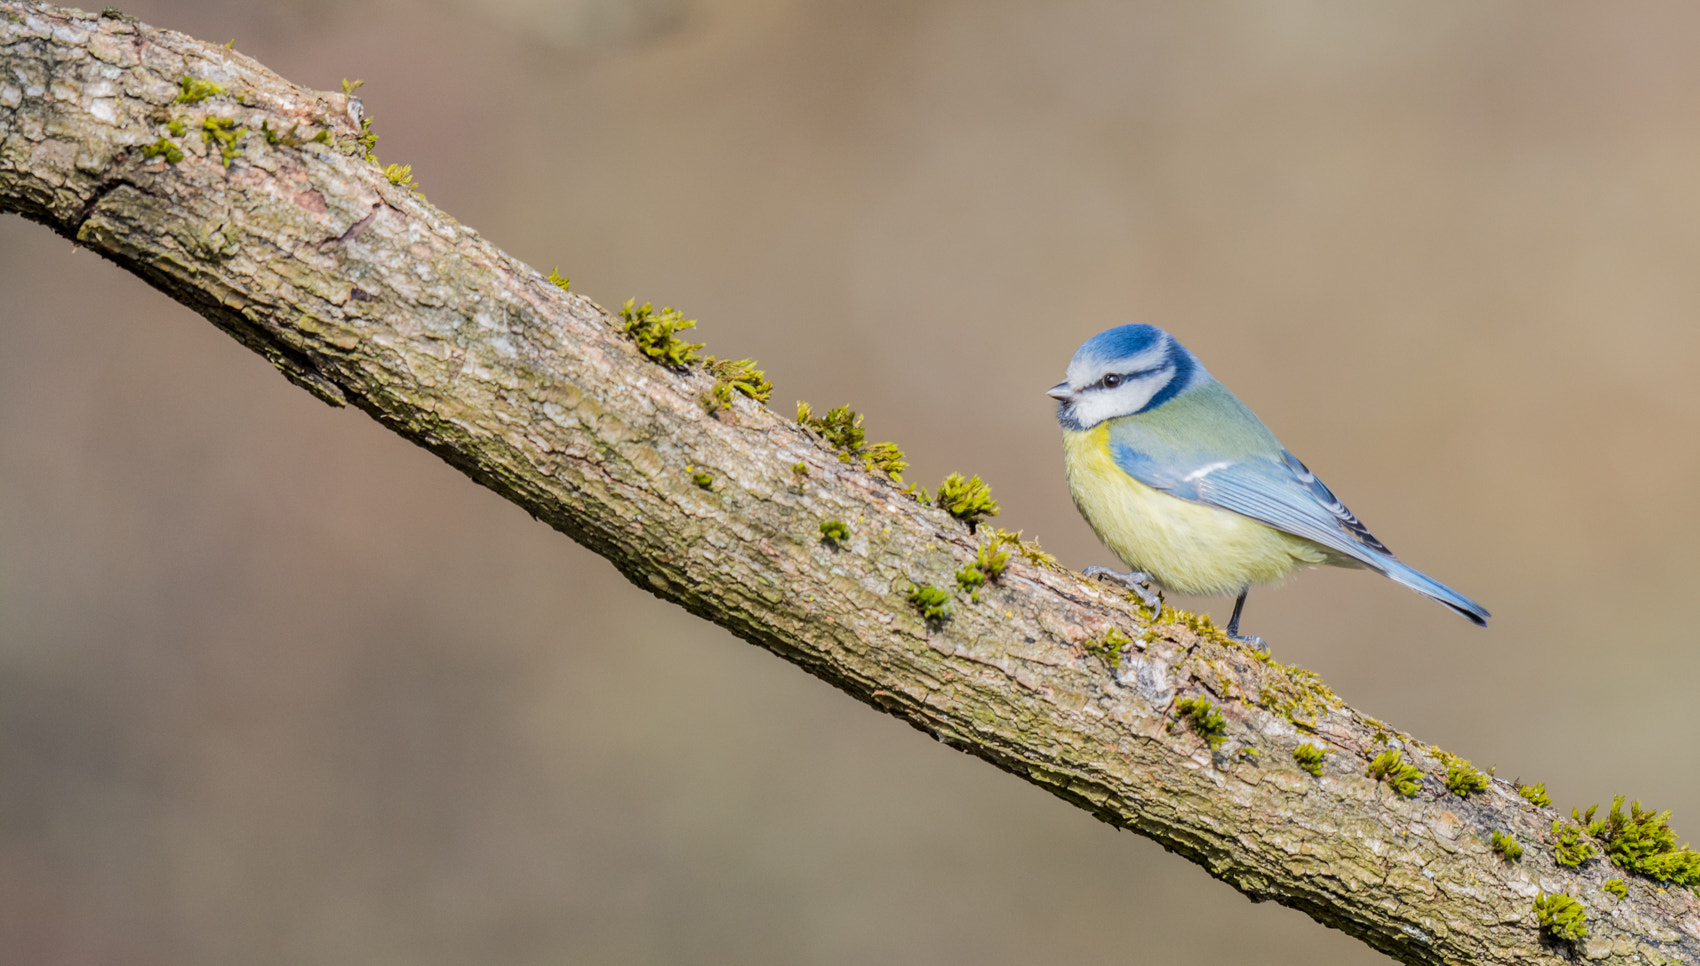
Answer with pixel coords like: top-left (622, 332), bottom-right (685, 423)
top-left (1374, 557), bottom-right (1490, 627)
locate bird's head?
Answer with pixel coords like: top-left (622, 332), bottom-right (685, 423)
top-left (1048, 324), bottom-right (1201, 430)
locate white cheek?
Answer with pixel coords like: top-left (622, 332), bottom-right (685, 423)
top-left (1070, 380), bottom-right (1163, 428)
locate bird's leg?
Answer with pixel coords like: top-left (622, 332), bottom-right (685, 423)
top-left (1225, 589), bottom-right (1267, 652)
top-left (1083, 566), bottom-right (1163, 615)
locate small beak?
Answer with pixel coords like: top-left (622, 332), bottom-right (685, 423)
top-left (1046, 381), bottom-right (1073, 400)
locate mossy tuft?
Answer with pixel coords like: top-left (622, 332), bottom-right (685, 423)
top-left (795, 403), bottom-right (907, 481)
top-left (1441, 755), bottom-right (1491, 798)
top-left (860, 441), bottom-right (908, 480)
top-left (1292, 743), bottom-right (1325, 777)
top-left (356, 117), bottom-right (377, 163)
top-left (1572, 797), bottom-right (1700, 888)
top-left (907, 584), bottom-right (952, 626)
top-left (1366, 750), bottom-right (1423, 798)
top-left (620, 300), bottom-right (703, 368)
top-left (689, 467), bottom-right (713, 489)
top-left (545, 268), bottom-right (571, 291)
top-left (986, 528), bottom-right (1058, 569)
top-left (1175, 697), bottom-right (1227, 751)
top-left (1602, 879), bottom-right (1627, 900)
top-left (1085, 628), bottom-right (1133, 668)
top-left (1518, 782), bottom-right (1552, 808)
top-left (933, 473), bottom-right (999, 531)
top-left (972, 541), bottom-right (1010, 581)
top-left (702, 357), bottom-right (773, 412)
top-left (383, 162), bottom-right (423, 196)
top-left (955, 564), bottom-right (986, 597)
top-left (1257, 661), bottom-right (1340, 729)
top-left (1551, 819), bottom-right (1597, 868)
top-left (1532, 892), bottom-right (1587, 943)
top-left (819, 519), bottom-right (849, 547)
top-left (260, 119), bottom-right (327, 148)
top-left (953, 542), bottom-right (1010, 602)
top-left (199, 116), bottom-right (245, 167)
top-left (797, 402), bottom-right (864, 454)
top-left (1491, 831), bottom-right (1523, 862)
top-left (174, 75), bottom-right (225, 104)
top-left (140, 138), bottom-right (183, 163)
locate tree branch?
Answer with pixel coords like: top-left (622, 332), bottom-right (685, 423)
top-left (3, 4), bottom-right (1696, 963)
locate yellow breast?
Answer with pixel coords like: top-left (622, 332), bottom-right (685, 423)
top-left (1062, 425), bottom-right (1326, 598)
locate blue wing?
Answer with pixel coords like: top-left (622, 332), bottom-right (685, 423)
top-left (1105, 396), bottom-right (1490, 625)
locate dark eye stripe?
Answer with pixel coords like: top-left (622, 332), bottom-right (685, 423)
top-left (1093, 366), bottom-right (1162, 391)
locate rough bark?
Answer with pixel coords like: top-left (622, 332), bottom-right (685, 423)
top-left (3, 4), bottom-right (1696, 963)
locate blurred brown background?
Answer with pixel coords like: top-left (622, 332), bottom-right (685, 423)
top-left (4, 1), bottom-right (1700, 963)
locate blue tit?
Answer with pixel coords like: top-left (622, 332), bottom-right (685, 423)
top-left (1049, 324), bottom-right (1488, 647)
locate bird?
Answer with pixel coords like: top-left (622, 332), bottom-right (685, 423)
top-left (1049, 323), bottom-right (1488, 648)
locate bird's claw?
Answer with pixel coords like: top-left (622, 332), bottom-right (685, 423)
top-left (1228, 632), bottom-right (1268, 654)
top-left (1083, 566), bottom-right (1163, 615)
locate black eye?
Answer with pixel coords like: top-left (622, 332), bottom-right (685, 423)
top-left (1102, 373), bottom-right (1123, 389)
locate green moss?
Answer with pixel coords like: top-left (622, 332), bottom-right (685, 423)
top-left (689, 467), bottom-right (713, 489)
top-left (934, 473), bottom-right (999, 532)
top-left (1175, 608), bottom-right (1226, 643)
top-left (1366, 750), bottom-right (1422, 798)
top-left (1574, 797), bottom-right (1700, 888)
top-left (357, 117), bottom-right (378, 163)
top-left (174, 75), bottom-right (225, 104)
top-left (1175, 697), bottom-right (1228, 751)
top-left (1551, 819), bottom-right (1597, 867)
top-left (1532, 892), bottom-right (1587, 943)
top-left (259, 119), bottom-right (326, 148)
top-left (952, 542), bottom-right (1010, 602)
top-left (545, 268), bottom-right (571, 292)
top-left (819, 519), bottom-right (849, 547)
top-left (986, 528), bottom-right (1058, 569)
top-left (860, 441), bottom-right (908, 481)
top-left (973, 541), bottom-right (1010, 580)
top-left (955, 564), bottom-right (986, 596)
top-left (199, 116), bottom-right (245, 167)
top-left (1085, 628), bottom-right (1133, 668)
top-left (795, 403), bottom-right (907, 481)
top-left (383, 162), bottom-right (423, 196)
top-left (619, 300), bottom-right (702, 368)
top-left (702, 357), bottom-right (773, 413)
top-left (1440, 755), bottom-right (1491, 798)
top-left (797, 403), bottom-right (864, 454)
top-left (907, 584), bottom-right (951, 626)
top-left (166, 118), bottom-right (186, 137)
top-left (139, 138), bottom-right (183, 163)
top-left (1518, 782), bottom-right (1552, 808)
top-left (1603, 879), bottom-right (1627, 900)
top-left (1491, 831), bottom-right (1523, 862)
top-left (1256, 660), bottom-right (1339, 729)
top-left (342, 78), bottom-right (365, 95)
top-left (1292, 743), bottom-right (1325, 777)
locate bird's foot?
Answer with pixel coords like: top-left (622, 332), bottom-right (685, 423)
top-left (1083, 566), bottom-right (1163, 614)
top-left (1228, 632), bottom-right (1268, 654)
